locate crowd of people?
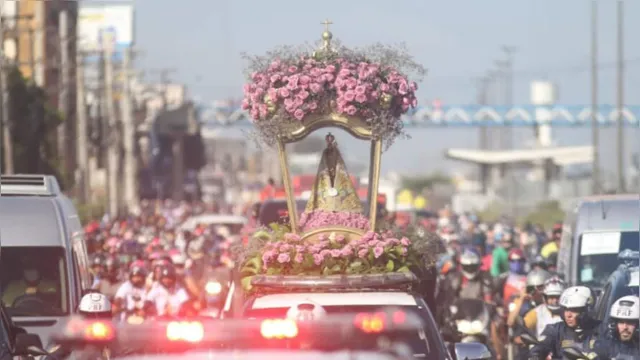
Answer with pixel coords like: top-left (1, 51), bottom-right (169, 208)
top-left (67, 200), bottom-right (640, 360)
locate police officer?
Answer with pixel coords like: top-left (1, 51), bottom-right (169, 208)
top-left (591, 296), bottom-right (639, 359)
top-left (46, 293), bottom-right (113, 360)
top-left (528, 286), bottom-right (602, 360)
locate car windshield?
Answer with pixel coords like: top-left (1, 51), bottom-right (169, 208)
top-left (0, 246), bottom-right (68, 316)
top-left (244, 305), bottom-right (439, 358)
top-left (258, 200), bottom-right (307, 226)
top-left (577, 231), bottom-right (640, 288)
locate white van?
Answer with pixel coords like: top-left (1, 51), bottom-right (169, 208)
top-left (0, 175), bottom-right (92, 343)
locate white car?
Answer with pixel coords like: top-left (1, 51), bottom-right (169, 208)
top-left (230, 274), bottom-right (454, 359)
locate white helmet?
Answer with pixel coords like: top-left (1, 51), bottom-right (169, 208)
top-left (79, 293), bottom-right (112, 318)
top-left (559, 286), bottom-right (594, 309)
top-left (543, 277), bottom-right (566, 296)
top-left (286, 301), bottom-right (327, 322)
top-left (170, 252), bottom-right (187, 266)
top-left (526, 269), bottom-right (551, 288)
top-left (610, 295), bottom-right (640, 321)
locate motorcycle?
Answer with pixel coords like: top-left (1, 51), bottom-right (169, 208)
top-left (448, 298), bottom-right (491, 344)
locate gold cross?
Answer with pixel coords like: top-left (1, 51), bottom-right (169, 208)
top-left (321, 19), bottom-right (333, 32)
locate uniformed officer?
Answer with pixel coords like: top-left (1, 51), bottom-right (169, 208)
top-left (528, 286), bottom-right (602, 360)
top-left (590, 295), bottom-right (640, 359)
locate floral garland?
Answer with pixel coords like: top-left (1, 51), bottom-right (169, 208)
top-left (242, 41), bottom-right (425, 147)
top-left (239, 229), bottom-right (422, 290)
top-left (298, 210), bottom-right (370, 232)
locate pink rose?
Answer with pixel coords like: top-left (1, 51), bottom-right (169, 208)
top-left (379, 83), bottom-right (390, 92)
top-left (330, 249), bottom-right (342, 258)
top-left (400, 237), bottom-right (411, 246)
top-left (277, 253), bottom-right (290, 263)
top-left (358, 249), bottom-right (369, 258)
top-left (313, 254), bottom-right (324, 265)
top-left (373, 246), bottom-right (384, 258)
top-left (294, 109), bottom-right (305, 120)
top-left (288, 66), bottom-right (298, 73)
top-left (343, 91), bottom-right (355, 102)
top-left (308, 101), bottom-right (318, 110)
top-left (309, 83), bottom-right (322, 94)
top-left (297, 90), bottom-right (309, 100)
top-left (345, 105), bottom-right (357, 116)
top-left (294, 253), bottom-right (304, 263)
top-left (355, 93), bottom-right (367, 103)
top-left (278, 88), bottom-right (290, 98)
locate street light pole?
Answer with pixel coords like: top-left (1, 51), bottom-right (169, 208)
top-left (591, 0), bottom-right (600, 194)
top-left (615, 0), bottom-right (625, 193)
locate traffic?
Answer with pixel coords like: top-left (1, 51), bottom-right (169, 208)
top-left (0, 19), bottom-right (639, 360)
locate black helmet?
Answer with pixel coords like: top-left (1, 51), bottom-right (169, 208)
top-left (160, 265), bottom-right (177, 281)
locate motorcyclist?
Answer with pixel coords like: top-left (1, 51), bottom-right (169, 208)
top-left (497, 248), bottom-right (528, 308)
top-left (93, 256), bottom-right (122, 300)
top-left (507, 268), bottom-right (550, 329)
top-left (591, 295), bottom-right (640, 359)
top-left (90, 254), bottom-right (106, 288)
top-left (146, 265), bottom-right (190, 317)
top-left (522, 276), bottom-right (565, 339)
top-left (45, 293), bottom-right (113, 360)
top-left (114, 261), bottom-right (149, 320)
top-left (528, 286), bottom-right (602, 360)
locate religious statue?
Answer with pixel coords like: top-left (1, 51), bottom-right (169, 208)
top-left (305, 133), bottom-right (363, 214)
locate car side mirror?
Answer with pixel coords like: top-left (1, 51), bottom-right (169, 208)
top-left (453, 342), bottom-right (492, 360)
top-left (14, 333), bottom-right (47, 356)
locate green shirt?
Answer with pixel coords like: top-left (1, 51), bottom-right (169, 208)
top-left (491, 246), bottom-right (509, 277)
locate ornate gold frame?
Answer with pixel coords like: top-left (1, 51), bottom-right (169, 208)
top-left (276, 112), bottom-right (382, 236)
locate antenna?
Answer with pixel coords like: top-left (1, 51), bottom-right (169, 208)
top-left (600, 199), bottom-right (607, 219)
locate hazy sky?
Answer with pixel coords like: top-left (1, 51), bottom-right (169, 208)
top-left (132, 0), bottom-right (640, 175)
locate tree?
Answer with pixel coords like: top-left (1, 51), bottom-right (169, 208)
top-left (0, 67), bottom-right (64, 187)
top-left (401, 172), bottom-right (451, 193)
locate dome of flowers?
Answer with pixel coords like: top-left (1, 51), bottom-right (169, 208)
top-left (241, 21), bottom-right (426, 147)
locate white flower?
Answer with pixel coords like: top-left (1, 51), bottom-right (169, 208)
top-left (328, 232), bottom-right (336, 242)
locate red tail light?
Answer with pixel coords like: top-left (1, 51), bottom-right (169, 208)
top-left (84, 321), bottom-right (115, 341)
top-left (354, 312), bottom-right (387, 333)
top-left (166, 321), bottom-right (205, 343)
top-left (260, 319), bottom-right (298, 339)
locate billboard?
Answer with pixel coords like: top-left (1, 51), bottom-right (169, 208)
top-left (77, 2), bottom-right (134, 63)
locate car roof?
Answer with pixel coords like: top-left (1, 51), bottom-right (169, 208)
top-left (0, 197), bottom-right (65, 246)
top-left (119, 350), bottom-right (397, 360)
top-left (576, 197), bottom-right (640, 232)
top-left (250, 292), bottom-right (417, 309)
top-left (179, 214), bottom-right (247, 231)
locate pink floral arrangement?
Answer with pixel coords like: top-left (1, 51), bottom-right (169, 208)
top-left (249, 230), bottom-right (415, 277)
top-left (241, 40), bottom-right (425, 147)
top-left (242, 58), bottom-right (418, 123)
top-left (298, 210), bottom-right (370, 232)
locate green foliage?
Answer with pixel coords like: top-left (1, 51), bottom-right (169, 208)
top-left (522, 200), bottom-right (565, 228)
top-left (74, 197), bottom-right (106, 224)
top-left (400, 172), bottom-right (451, 193)
top-left (477, 201), bottom-right (505, 223)
top-left (0, 67), bottom-right (65, 187)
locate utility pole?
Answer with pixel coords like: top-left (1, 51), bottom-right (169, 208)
top-left (0, 14), bottom-right (13, 174)
top-left (591, 0), bottom-right (600, 194)
top-left (493, 60), bottom-right (507, 149)
top-left (121, 46), bottom-right (138, 212)
top-left (502, 46), bottom-right (516, 150)
top-left (76, 49), bottom-right (89, 204)
top-left (477, 76), bottom-right (490, 195)
top-left (103, 33), bottom-right (119, 217)
top-left (616, 0), bottom-right (625, 193)
top-left (58, 10), bottom-right (71, 181)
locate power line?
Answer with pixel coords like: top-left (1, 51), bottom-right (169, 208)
top-left (426, 57), bottom-right (640, 82)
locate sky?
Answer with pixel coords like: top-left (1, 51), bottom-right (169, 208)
top-left (132, 0), bottom-right (640, 176)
